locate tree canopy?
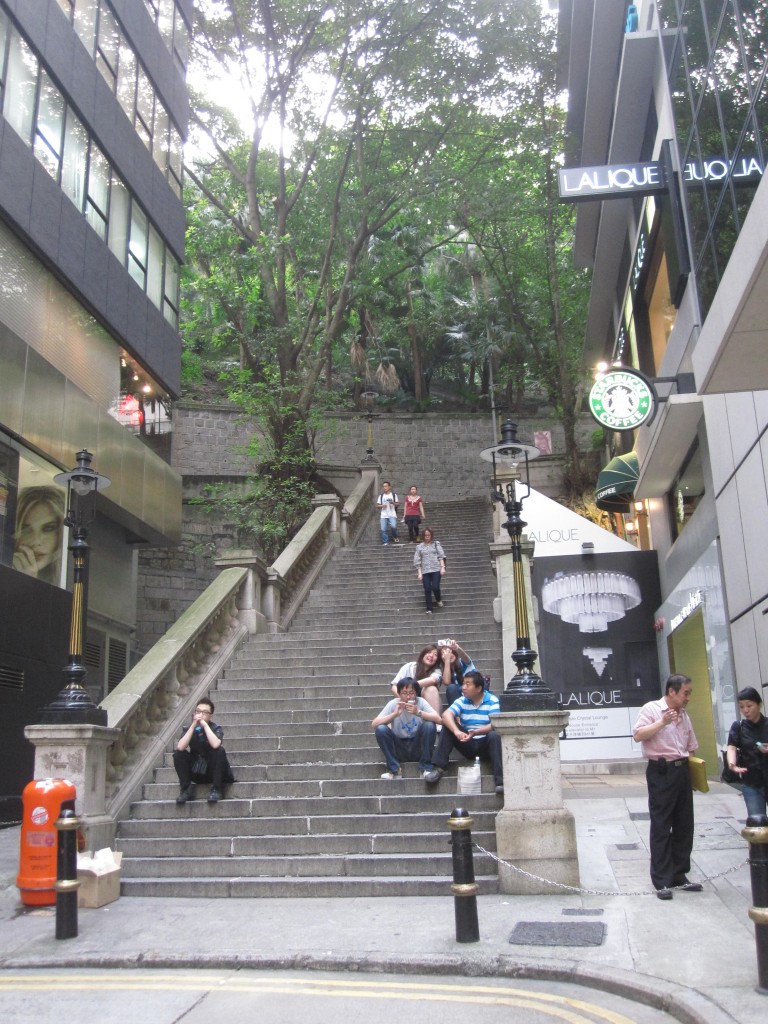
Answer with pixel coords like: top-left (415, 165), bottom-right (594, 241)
top-left (182, 0), bottom-right (592, 552)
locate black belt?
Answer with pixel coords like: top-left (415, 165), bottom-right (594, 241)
top-left (648, 758), bottom-right (688, 767)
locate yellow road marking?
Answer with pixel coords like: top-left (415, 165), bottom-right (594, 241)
top-left (0, 972), bottom-right (639, 1024)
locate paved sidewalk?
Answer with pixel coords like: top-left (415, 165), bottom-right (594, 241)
top-left (0, 775), bottom-right (764, 1024)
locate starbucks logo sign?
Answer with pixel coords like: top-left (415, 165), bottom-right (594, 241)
top-left (589, 369), bottom-right (654, 430)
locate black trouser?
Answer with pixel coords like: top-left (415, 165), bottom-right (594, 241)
top-left (431, 728), bottom-right (503, 786)
top-left (645, 758), bottom-right (694, 889)
top-left (422, 571), bottom-right (441, 611)
top-left (405, 515), bottom-right (421, 541)
top-left (173, 747), bottom-right (233, 789)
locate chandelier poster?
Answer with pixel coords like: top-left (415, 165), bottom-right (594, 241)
top-left (532, 550), bottom-right (661, 760)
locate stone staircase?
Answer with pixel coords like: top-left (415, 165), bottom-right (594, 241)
top-left (117, 500), bottom-right (508, 896)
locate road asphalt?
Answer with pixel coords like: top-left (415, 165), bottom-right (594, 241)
top-left (0, 773), bottom-right (765, 1024)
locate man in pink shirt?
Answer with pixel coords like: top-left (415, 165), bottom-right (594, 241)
top-left (632, 674), bottom-right (702, 900)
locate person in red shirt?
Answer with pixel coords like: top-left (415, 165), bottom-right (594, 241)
top-left (402, 485), bottom-right (425, 543)
top-left (633, 674), bottom-right (702, 899)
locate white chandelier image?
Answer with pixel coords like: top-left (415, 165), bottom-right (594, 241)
top-left (541, 571), bottom-right (642, 633)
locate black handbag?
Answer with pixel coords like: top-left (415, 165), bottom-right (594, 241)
top-left (191, 753), bottom-right (208, 777)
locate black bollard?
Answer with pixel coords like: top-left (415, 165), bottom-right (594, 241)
top-left (448, 807), bottom-right (479, 943)
top-left (54, 808), bottom-right (80, 940)
top-left (742, 814), bottom-right (768, 995)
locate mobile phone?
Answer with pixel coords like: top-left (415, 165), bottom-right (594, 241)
top-left (437, 638), bottom-right (452, 647)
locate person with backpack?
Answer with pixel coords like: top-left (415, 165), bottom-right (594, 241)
top-left (376, 481), bottom-right (400, 545)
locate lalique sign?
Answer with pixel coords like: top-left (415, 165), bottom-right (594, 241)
top-left (560, 156), bottom-right (765, 203)
top-left (558, 162), bottom-right (664, 202)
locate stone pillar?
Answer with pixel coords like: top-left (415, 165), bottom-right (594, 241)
top-left (312, 494), bottom-right (342, 546)
top-left (492, 710), bottom-right (579, 894)
top-left (263, 568), bottom-right (285, 633)
top-left (24, 724), bottom-right (120, 851)
top-left (213, 552), bottom-right (268, 634)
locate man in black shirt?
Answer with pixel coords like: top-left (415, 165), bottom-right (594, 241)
top-left (173, 697), bottom-right (234, 804)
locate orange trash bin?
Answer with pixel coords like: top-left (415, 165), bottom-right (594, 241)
top-left (17, 779), bottom-right (76, 906)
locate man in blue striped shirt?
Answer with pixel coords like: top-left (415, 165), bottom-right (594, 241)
top-left (424, 671), bottom-right (504, 795)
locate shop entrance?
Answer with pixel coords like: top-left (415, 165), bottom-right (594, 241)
top-left (668, 608), bottom-right (717, 771)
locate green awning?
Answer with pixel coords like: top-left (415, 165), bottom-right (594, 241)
top-left (595, 452), bottom-right (639, 513)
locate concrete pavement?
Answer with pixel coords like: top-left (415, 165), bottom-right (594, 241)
top-left (0, 773), bottom-right (764, 1024)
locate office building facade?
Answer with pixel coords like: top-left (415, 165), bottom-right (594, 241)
top-left (0, 0), bottom-right (190, 801)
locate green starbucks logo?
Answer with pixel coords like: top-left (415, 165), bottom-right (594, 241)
top-left (589, 370), bottom-right (654, 430)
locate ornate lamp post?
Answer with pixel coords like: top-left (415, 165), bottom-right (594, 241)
top-left (40, 451), bottom-right (110, 725)
top-left (361, 390), bottom-right (379, 464)
top-left (481, 419), bottom-right (558, 712)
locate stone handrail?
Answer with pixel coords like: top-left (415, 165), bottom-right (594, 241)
top-left (265, 502), bottom-right (338, 630)
top-left (341, 472), bottom-right (377, 545)
top-left (26, 470), bottom-right (377, 843)
top-left (100, 566), bottom-right (251, 823)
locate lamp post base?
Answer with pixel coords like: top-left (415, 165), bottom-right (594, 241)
top-left (40, 686), bottom-right (107, 726)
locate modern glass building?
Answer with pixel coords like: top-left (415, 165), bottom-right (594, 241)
top-left (0, 0), bottom-right (190, 803)
top-left (559, 0), bottom-right (768, 772)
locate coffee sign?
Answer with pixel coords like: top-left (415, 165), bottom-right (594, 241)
top-left (589, 369), bottom-right (655, 431)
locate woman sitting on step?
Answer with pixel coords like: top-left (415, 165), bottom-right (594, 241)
top-left (389, 644), bottom-right (443, 716)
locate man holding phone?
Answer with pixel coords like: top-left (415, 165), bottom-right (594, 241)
top-left (372, 678), bottom-right (443, 779)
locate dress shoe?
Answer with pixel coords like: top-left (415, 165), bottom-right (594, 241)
top-left (207, 787), bottom-right (220, 803)
top-left (680, 881), bottom-right (702, 892)
top-left (655, 888), bottom-right (673, 900)
top-left (494, 785), bottom-right (504, 796)
top-left (424, 767), bottom-right (444, 784)
top-left (176, 785), bottom-right (195, 805)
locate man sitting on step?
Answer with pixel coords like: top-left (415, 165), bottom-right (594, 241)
top-left (424, 671), bottom-right (504, 795)
top-left (372, 678), bottom-right (443, 779)
top-left (173, 697), bottom-right (234, 804)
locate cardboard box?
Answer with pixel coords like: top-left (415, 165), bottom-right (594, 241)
top-left (77, 849), bottom-right (123, 908)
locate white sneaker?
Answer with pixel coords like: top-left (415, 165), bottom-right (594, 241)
top-left (380, 770), bottom-right (402, 780)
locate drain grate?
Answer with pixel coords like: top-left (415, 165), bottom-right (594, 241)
top-left (562, 908), bottom-right (605, 916)
top-left (509, 921), bottom-right (606, 947)
top-left (629, 811), bottom-right (650, 820)
top-left (615, 843), bottom-right (639, 850)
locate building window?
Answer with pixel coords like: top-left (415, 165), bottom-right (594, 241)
top-left (668, 440), bottom-right (705, 541)
top-left (5, 29), bottom-right (38, 144)
top-left (128, 203), bottom-right (149, 289)
top-left (95, 4), bottom-right (119, 91)
top-left (34, 71), bottom-right (66, 180)
top-left (61, 108), bottom-right (88, 209)
top-left (163, 253), bottom-right (179, 327)
top-left (86, 142), bottom-right (110, 240)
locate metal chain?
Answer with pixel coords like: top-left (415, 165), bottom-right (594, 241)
top-left (473, 842), bottom-right (748, 897)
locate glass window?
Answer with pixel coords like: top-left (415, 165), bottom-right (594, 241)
top-left (116, 39), bottom-right (137, 122)
top-left (128, 202), bottom-right (148, 288)
top-left (158, 0), bottom-right (174, 47)
top-left (86, 142), bottom-right (110, 240)
top-left (34, 71), bottom-right (66, 180)
top-left (135, 67), bottom-right (153, 149)
top-left (5, 29), bottom-right (39, 144)
top-left (153, 101), bottom-right (169, 171)
top-left (95, 5), bottom-right (119, 91)
top-left (173, 8), bottom-right (189, 72)
top-left (168, 124), bottom-right (183, 196)
top-left (61, 109), bottom-right (88, 210)
top-left (108, 174), bottom-right (130, 263)
top-left (56, 0), bottom-right (75, 20)
top-left (669, 440), bottom-right (705, 541)
top-left (73, 0), bottom-right (97, 55)
top-left (147, 224), bottom-right (164, 308)
top-left (163, 252), bottom-right (179, 326)
top-left (739, 0), bottom-right (768, 99)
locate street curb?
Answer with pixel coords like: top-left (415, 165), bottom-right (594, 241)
top-left (0, 950), bottom-right (738, 1024)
